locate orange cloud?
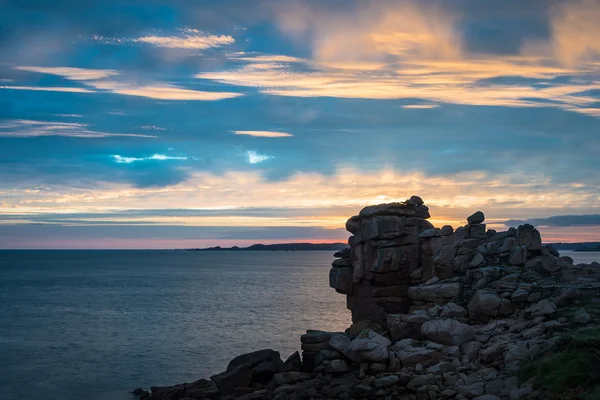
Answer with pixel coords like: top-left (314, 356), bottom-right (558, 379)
top-left (274, 0), bottom-right (462, 64)
top-left (543, 0), bottom-right (600, 65)
top-left (3, 168), bottom-right (598, 230)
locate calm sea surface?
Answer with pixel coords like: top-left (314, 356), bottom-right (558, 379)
top-left (0, 251), bottom-right (350, 400)
top-left (0, 250), bottom-right (598, 400)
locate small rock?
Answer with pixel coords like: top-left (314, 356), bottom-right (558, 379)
top-left (440, 225), bottom-right (454, 236)
top-left (470, 253), bottom-right (486, 268)
top-left (521, 325), bottom-right (545, 339)
top-left (325, 359), bottom-right (350, 373)
top-left (374, 375), bottom-right (400, 389)
top-left (421, 319), bottom-right (474, 346)
top-left (525, 299), bottom-right (557, 317)
top-left (559, 256), bottom-right (574, 264)
top-left (572, 308), bottom-right (592, 324)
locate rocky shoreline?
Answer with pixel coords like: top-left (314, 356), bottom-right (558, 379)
top-left (135, 196), bottom-right (600, 400)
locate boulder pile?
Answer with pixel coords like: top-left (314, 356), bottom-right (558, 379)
top-left (137, 196), bottom-right (600, 400)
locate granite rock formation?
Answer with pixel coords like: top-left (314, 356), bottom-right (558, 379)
top-left (330, 197), bottom-right (564, 327)
top-left (138, 196), bottom-right (600, 400)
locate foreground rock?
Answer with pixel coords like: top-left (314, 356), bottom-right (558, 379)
top-left (138, 196), bottom-right (600, 400)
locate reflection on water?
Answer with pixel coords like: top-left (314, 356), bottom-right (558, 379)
top-left (0, 251), bottom-right (350, 400)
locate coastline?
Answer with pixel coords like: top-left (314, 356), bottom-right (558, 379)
top-left (135, 198), bottom-right (600, 400)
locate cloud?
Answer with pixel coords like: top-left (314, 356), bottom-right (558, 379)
top-left (273, 1), bottom-right (462, 64)
top-left (0, 85), bottom-right (94, 93)
top-left (89, 80), bottom-right (243, 101)
top-left (15, 66), bottom-right (119, 80)
top-left (402, 104), bottom-right (439, 109)
top-left (3, 167), bottom-right (598, 229)
top-left (231, 53), bottom-right (306, 63)
top-left (189, 1), bottom-right (599, 116)
top-left (112, 154), bottom-right (188, 164)
top-left (92, 28), bottom-right (234, 50)
top-left (197, 56), bottom-right (599, 115)
top-left (234, 130), bottom-right (292, 137)
top-left (247, 151), bottom-right (273, 164)
top-left (504, 214), bottom-right (600, 227)
top-left (0, 119), bottom-right (156, 138)
top-left (13, 65), bottom-right (244, 101)
top-left (523, 0), bottom-right (600, 66)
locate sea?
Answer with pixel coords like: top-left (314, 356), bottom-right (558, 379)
top-left (0, 250), bottom-right (598, 400)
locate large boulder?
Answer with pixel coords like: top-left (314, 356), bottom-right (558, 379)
top-left (509, 245), bottom-right (527, 266)
top-left (226, 349), bottom-right (283, 383)
top-left (210, 364), bottom-right (253, 395)
top-left (468, 290), bottom-right (514, 322)
top-left (467, 211), bottom-right (485, 224)
top-left (349, 215), bottom-right (422, 243)
top-left (358, 201), bottom-right (430, 219)
top-left (151, 379), bottom-right (219, 400)
top-left (525, 299), bottom-right (557, 317)
top-left (407, 282), bottom-right (462, 304)
top-left (518, 224), bottom-right (542, 251)
top-left (328, 333), bottom-right (352, 358)
top-left (540, 251), bottom-right (562, 273)
top-left (347, 329), bottom-right (391, 362)
top-left (391, 344), bottom-right (442, 367)
top-left (329, 265), bottom-right (353, 294)
top-left (421, 319), bottom-right (474, 346)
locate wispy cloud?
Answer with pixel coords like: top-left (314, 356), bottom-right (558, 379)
top-left (0, 85), bottom-right (94, 93)
top-left (402, 104), bottom-right (439, 109)
top-left (230, 53), bottom-right (306, 63)
top-left (192, 1), bottom-right (600, 116)
top-left (197, 56), bottom-right (599, 115)
top-left (55, 114), bottom-right (83, 118)
top-left (15, 66), bottom-right (119, 80)
top-left (91, 29), bottom-right (234, 50)
top-left (0, 119), bottom-right (156, 138)
top-left (234, 130), bottom-right (292, 138)
top-left (13, 65), bottom-right (244, 101)
top-left (247, 151), bottom-right (273, 164)
top-left (89, 80), bottom-right (243, 101)
top-left (112, 154), bottom-right (188, 164)
top-left (2, 168), bottom-right (598, 232)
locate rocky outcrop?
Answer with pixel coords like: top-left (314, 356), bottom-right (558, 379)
top-left (138, 196), bottom-right (600, 400)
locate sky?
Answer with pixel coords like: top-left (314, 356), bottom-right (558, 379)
top-left (0, 0), bottom-right (599, 249)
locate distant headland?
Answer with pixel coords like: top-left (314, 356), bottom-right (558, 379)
top-left (182, 242), bottom-right (600, 252)
top-left (547, 242), bottom-right (600, 252)
top-left (184, 242), bottom-right (348, 251)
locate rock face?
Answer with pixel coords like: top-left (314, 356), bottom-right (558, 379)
top-left (329, 196), bottom-right (567, 327)
top-left (140, 196), bottom-right (600, 400)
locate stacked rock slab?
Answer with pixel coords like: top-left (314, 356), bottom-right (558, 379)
top-left (331, 196), bottom-right (434, 324)
top-left (330, 196), bottom-right (566, 327)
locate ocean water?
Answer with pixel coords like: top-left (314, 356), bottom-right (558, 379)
top-left (1, 250), bottom-right (598, 400)
top-left (0, 251), bottom-right (350, 400)
top-left (558, 250), bottom-right (600, 265)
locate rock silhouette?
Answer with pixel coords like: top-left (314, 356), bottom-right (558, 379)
top-left (140, 196), bottom-right (600, 400)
